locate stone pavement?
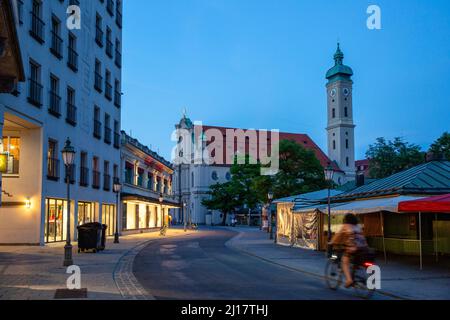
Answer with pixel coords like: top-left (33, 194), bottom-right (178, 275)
top-left (0, 228), bottom-right (196, 300)
top-left (225, 227), bottom-right (450, 300)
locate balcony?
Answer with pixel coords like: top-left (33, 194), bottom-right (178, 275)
top-left (50, 31), bottom-right (63, 59)
top-left (95, 27), bottom-right (104, 47)
top-left (115, 49), bottom-right (122, 68)
top-left (47, 158), bottom-right (60, 181)
top-left (105, 82), bottom-right (112, 101)
top-left (92, 170), bottom-right (101, 189)
top-left (106, 39), bottom-right (113, 58)
top-left (80, 167), bottom-right (89, 187)
top-left (114, 90), bottom-right (121, 108)
top-left (30, 11), bottom-right (45, 44)
top-left (113, 132), bottom-right (120, 149)
top-left (107, 0), bottom-right (114, 16)
top-left (48, 91), bottom-right (61, 117)
top-left (66, 102), bottom-right (77, 126)
top-left (27, 78), bottom-right (43, 107)
top-left (104, 127), bottom-right (112, 145)
top-left (94, 72), bottom-right (103, 92)
top-left (94, 120), bottom-right (102, 139)
top-left (67, 47), bottom-right (78, 72)
top-left (103, 174), bottom-right (111, 191)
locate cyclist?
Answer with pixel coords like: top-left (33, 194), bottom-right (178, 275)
top-left (329, 213), bottom-right (368, 288)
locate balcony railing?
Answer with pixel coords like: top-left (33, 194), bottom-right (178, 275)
top-left (105, 82), bottom-right (112, 100)
top-left (94, 72), bottom-right (103, 92)
top-left (67, 46), bottom-right (78, 71)
top-left (47, 158), bottom-right (60, 181)
top-left (114, 90), bottom-right (121, 108)
top-left (103, 174), bottom-right (111, 191)
top-left (113, 132), bottom-right (120, 149)
top-left (95, 27), bottom-right (104, 47)
top-left (48, 91), bottom-right (61, 117)
top-left (80, 167), bottom-right (89, 187)
top-left (104, 127), bottom-right (112, 144)
top-left (66, 102), bottom-right (77, 126)
top-left (92, 170), bottom-right (101, 189)
top-left (27, 78), bottom-right (43, 107)
top-left (106, 39), bottom-right (113, 58)
top-left (94, 120), bottom-right (102, 139)
top-left (115, 49), bottom-right (122, 68)
top-left (50, 31), bottom-right (63, 59)
top-left (30, 11), bottom-right (45, 43)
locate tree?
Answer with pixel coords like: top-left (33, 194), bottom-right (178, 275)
top-left (429, 132), bottom-right (450, 160)
top-left (271, 140), bottom-right (327, 199)
top-left (201, 182), bottom-right (239, 226)
top-left (366, 137), bottom-right (425, 179)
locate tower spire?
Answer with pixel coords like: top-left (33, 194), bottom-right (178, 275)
top-left (334, 42), bottom-right (344, 65)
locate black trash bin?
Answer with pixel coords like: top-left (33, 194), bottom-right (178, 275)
top-left (99, 224), bottom-right (108, 251)
top-left (77, 222), bottom-right (102, 253)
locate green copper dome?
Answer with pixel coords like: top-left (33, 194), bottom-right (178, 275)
top-left (326, 43), bottom-right (353, 80)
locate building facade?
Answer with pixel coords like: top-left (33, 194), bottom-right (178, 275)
top-left (120, 131), bottom-right (179, 234)
top-left (0, 0), bottom-right (123, 245)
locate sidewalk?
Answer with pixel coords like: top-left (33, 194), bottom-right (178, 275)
top-left (0, 228), bottom-right (196, 300)
top-left (225, 227), bottom-right (450, 300)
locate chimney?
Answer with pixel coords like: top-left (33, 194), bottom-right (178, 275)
top-left (356, 174), bottom-right (365, 187)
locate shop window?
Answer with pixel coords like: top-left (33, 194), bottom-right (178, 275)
top-left (0, 136), bottom-right (21, 175)
top-left (102, 204), bottom-right (116, 236)
top-left (45, 198), bottom-right (68, 243)
top-left (78, 202), bottom-right (95, 225)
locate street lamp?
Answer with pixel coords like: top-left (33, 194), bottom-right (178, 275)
top-left (159, 193), bottom-right (164, 232)
top-left (183, 201), bottom-right (187, 232)
top-left (113, 179), bottom-right (122, 244)
top-left (324, 165), bottom-right (335, 258)
top-left (268, 191), bottom-right (274, 240)
top-left (61, 138), bottom-right (76, 267)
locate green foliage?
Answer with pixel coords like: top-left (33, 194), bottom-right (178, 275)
top-left (366, 137), bottom-right (425, 179)
top-left (201, 182), bottom-right (239, 225)
top-left (429, 132), bottom-right (450, 160)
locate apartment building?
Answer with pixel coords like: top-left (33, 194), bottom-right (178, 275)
top-left (0, 0), bottom-right (123, 244)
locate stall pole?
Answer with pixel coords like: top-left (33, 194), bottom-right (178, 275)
top-left (380, 211), bottom-right (387, 264)
top-left (419, 212), bottom-right (423, 270)
top-left (435, 213), bottom-right (439, 263)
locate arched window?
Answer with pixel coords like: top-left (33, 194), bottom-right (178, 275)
top-left (346, 157), bottom-right (349, 167)
top-left (332, 108), bottom-right (336, 118)
top-left (346, 139), bottom-right (349, 149)
top-left (333, 140), bottom-right (336, 150)
top-left (191, 172), bottom-right (194, 187)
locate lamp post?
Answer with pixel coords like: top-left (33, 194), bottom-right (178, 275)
top-left (61, 138), bottom-right (76, 267)
top-left (113, 179), bottom-right (121, 244)
top-left (268, 191), bottom-right (274, 240)
top-left (159, 193), bottom-right (164, 232)
top-left (183, 201), bottom-right (187, 232)
top-left (324, 165), bottom-right (335, 258)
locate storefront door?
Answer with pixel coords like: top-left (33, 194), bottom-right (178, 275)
top-left (45, 198), bottom-right (68, 243)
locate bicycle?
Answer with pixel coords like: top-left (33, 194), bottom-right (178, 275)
top-left (159, 225), bottom-right (167, 236)
top-left (325, 249), bottom-right (376, 299)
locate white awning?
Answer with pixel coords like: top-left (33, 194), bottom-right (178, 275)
top-left (330, 196), bottom-right (426, 215)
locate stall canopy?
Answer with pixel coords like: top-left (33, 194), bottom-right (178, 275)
top-left (398, 194), bottom-right (450, 213)
top-left (330, 196), bottom-right (426, 215)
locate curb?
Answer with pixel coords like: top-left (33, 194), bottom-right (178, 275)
top-left (225, 230), bottom-right (408, 301)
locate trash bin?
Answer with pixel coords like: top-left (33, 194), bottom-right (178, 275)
top-left (77, 222), bottom-right (102, 253)
top-left (99, 224), bottom-right (108, 251)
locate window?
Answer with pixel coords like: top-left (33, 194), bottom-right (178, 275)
top-left (17, 0), bottom-right (24, 24)
top-left (47, 140), bottom-right (60, 180)
top-left (94, 59), bottom-right (103, 92)
top-left (94, 106), bottom-right (102, 139)
top-left (103, 161), bottom-right (110, 191)
top-left (147, 173), bottom-right (153, 190)
top-left (106, 27), bottom-right (113, 58)
top-left (113, 164), bottom-right (118, 180)
top-left (225, 172), bottom-right (231, 181)
top-left (115, 39), bottom-right (122, 68)
top-left (105, 69), bottom-right (112, 100)
top-left (137, 168), bottom-right (144, 187)
top-left (66, 86), bottom-right (77, 125)
top-left (332, 108), bottom-right (335, 118)
top-left (114, 79), bottom-right (121, 107)
top-left (107, 0), bottom-right (114, 16)
top-left (78, 202), bottom-right (96, 225)
top-left (125, 162), bottom-right (133, 184)
top-left (50, 16), bottom-right (62, 59)
top-left (80, 152), bottom-right (89, 187)
top-left (30, 0), bottom-right (45, 43)
top-left (191, 172), bottom-right (194, 187)
top-left (113, 120), bottom-right (120, 148)
top-left (67, 32), bottom-right (78, 71)
top-left (333, 140), bottom-right (336, 150)
top-left (92, 157), bottom-right (101, 189)
top-left (344, 107), bottom-right (348, 117)
top-left (28, 60), bottom-right (43, 107)
top-left (104, 113), bottom-right (111, 144)
top-left (102, 204), bottom-right (116, 236)
top-left (0, 136), bottom-right (20, 175)
top-left (49, 74), bottom-right (61, 117)
top-left (116, 0), bottom-right (122, 28)
top-left (45, 198), bottom-right (68, 243)
top-left (212, 171), bottom-right (218, 181)
top-left (95, 14), bottom-right (103, 47)
top-left (346, 157), bottom-right (349, 167)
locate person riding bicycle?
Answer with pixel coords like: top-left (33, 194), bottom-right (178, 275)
top-left (329, 213), bottom-right (369, 288)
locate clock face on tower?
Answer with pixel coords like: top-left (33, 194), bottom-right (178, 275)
top-left (343, 88), bottom-right (350, 97)
top-left (330, 88), bottom-right (337, 98)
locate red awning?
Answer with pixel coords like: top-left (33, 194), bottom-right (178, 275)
top-left (398, 194), bottom-right (450, 213)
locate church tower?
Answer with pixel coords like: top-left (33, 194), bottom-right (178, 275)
top-left (325, 43), bottom-right (356, 183)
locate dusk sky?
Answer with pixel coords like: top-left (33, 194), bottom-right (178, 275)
top-left (121, 0), bottom-right (450, 161)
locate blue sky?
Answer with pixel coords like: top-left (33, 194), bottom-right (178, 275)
top-left (121, 0), bottom-right (450, 161)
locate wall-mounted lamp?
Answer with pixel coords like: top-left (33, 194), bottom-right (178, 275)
top-left (25, 198), bottom-right (31, 209)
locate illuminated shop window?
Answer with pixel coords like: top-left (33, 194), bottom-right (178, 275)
top-left (0, 136), bottom-right (21, 175)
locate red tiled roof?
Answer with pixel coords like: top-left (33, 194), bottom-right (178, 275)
top-left (198, 125), bottom-right (341, 171)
